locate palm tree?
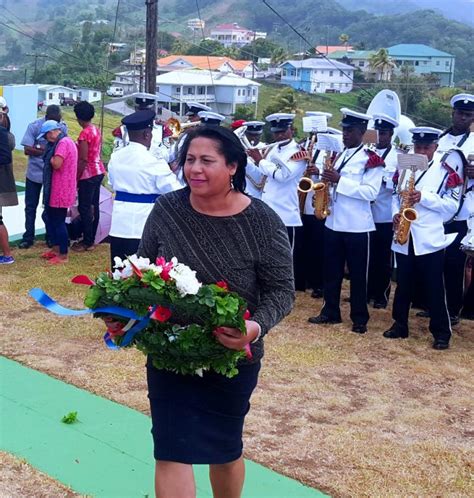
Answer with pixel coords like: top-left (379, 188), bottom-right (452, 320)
top-left (339, 33), bottom-right (350, 52)
top-left (271, 46), bottom-right (289, 66)
top-left (275, 88), bottom-right (303, 115)
top-left (368, 48), bottom-right (397, 82)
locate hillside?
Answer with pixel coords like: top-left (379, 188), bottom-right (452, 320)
top-left (2, 0), bottom-right (473, 82)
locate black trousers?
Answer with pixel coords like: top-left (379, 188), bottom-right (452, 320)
top-left (287, 226), bottom-right (306, 291)
top-left (301, 214), bottom-right (325, 291)
top-left (109, 236), bottom-right (141, 267)
top-left (367, 222), bottom-right (393, 305)
top-left (22, 178), bottom-right (49, 244)
top-left (393, 244), bottom-right (451, 342)
top-left (321, 227), bottom-right (370, 326)
top-left (444, 220), bottom-right (468, 317)
top-left (78, 174), bottom-right (104, 247)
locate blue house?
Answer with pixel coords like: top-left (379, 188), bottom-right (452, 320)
top-left (280, 59), bottom-right (354, 94)
top-left (387, 44), bottom-right (455, 86)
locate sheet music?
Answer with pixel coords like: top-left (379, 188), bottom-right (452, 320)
top-left (303, 116), bottom-right (328, 133)
top-left (316, 134), bottom-right (343, 153)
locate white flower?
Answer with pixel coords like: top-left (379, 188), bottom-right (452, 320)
top-left (120, 265), bottom-right (133, 278)
top-left (113, 256), bottom-right (125, 269)
top-left (127, 254), bottom-right (151, 270)
top-left (112, 269), bottom-right (123, 280)
top-left (169, 263), bottom-right (202, 297)
top-left (195, 368), bottom-right (203, 377)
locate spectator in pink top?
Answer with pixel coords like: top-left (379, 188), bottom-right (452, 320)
top-left (39, 120), bottom-right (78, 264)
top-left (73, 101), bottom-right (106, 251)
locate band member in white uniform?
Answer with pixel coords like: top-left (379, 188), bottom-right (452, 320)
top-left (437, 93), bottom-right (474, 323)
top-left (247, 113), bottom-right (307, 290)
top-left (367, 113), bottom-right (400, 309)
top-left (308, 108), bottom-right (384, 333)
top-left (108, 110), bottom-right (182, 265)
top-left (385, 128), bottom-right (464, 349)
top-left (241, 121), bottom-right (266, 199)
top-left (300, 112), bottom-right (341, 298)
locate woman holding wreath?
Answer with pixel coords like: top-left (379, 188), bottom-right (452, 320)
top-left (137, 125), bottom-right (295, 498)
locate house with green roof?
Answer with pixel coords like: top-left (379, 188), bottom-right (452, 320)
top-left (329, 50), bottom-right (377, 76)
top-left (387, 44), bottom-right (455, 86)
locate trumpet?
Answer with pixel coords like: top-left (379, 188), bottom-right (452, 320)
top-left (233, 125), bottom-right (287, 157)
top-left (165, 118), bottom-right (199, 140)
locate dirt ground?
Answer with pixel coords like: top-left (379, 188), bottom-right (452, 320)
top-left (1, 243), bottom-right (473, 497)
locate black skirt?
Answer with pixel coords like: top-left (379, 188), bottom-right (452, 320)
top-left (146, 358), bottom-right (261, 464)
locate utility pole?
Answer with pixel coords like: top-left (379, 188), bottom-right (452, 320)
top-left (145, 0), bottom-right (158, 94)
top-left (25, 53), bottom-right (48, 82)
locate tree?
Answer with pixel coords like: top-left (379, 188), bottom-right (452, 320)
top-left (271, 47), bottom-right (289, 66)
top-left (239, 39), bottom-right (281, 62)
top-left (171, 38), bottom-right (192, 55)
top-left (186, 39), bottom-right (225, 56)
top-left (368, 48), bottom-right (396, 82)
top-left (233, 105), bottom-right (255, 121)
top-left (339, 33), bottom-right (350, 51)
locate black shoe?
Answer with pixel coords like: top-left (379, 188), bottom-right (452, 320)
top-left (373, 301), bottom-right (387, 309)
top-left (416, 310), bottom-right (430, 318)
top-left (311, 289), bottom-right (323, 299)
top-left (352, 324), bottom-right (367, 334)
top-left (449, 315), bottom-right (460, 326)
top-left (46, 239), bottom-right (54, 248)
top-left (433, 340), bottom-right (449, 350)
top-left (308, 315), bottom-right (342, 325)
top-left (383, 322), bottom-right (409, 339)
top-left (18, 241), bottom-right (33, 249)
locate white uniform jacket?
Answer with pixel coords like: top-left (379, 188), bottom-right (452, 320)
top-left (325, 145), bottom-right (384, 233)
top-left (259, 139), bottom-right (307, 227)
top-left (108, 142), bottom-right (182, 239)
top-left (391, 151), bottom-right (463, 256)
top-left (371, 146), bottom-right (399, 223)
top-left (245, 157), bottom-right (266, 199)
top-left (437, 131), bottom-right (473, 221)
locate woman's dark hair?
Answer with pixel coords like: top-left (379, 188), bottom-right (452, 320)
top-left (74, 101), bottom-right (95, 121)
top-left (178, 125), bottom-right (247, 193)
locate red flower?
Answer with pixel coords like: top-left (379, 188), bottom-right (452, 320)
top-left (365, 150), bottom-right (385, 169)
top-left (151, 306), bottom-right (172, 322)
top-left (443, 163), bottom-right (464, 189)
top-left (216, 281), bottom-right (229, 291)
top-left (71, 275), bottom-right (95, 286)
top-left (243, 309), bottom-right (251, 320)
top-left (156, 257), bottom-right (174, 281)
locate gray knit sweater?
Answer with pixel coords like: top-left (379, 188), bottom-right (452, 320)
top-left (138, 188), bottom-right (295, 362)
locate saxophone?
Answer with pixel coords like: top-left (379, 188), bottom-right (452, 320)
top-left (394, 167), bottom-right (418, 245)
top-left (312, 151), bottom-right (335, 220)
top-left (297, 135), bottom-right (317, 213)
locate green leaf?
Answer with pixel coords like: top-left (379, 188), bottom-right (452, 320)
top-left (61, 411), bottom-right (78, 424)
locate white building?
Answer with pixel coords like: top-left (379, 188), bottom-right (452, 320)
top-left (280, 59), bottom-right (354, 94)
top-left (155, 69), bottom-right (260, 117)
top-left (77, 88), bottom-right (102, 102)
top-left (111, 70), bottom-right (141, 94)
top-left (187, 18), bottom-right (205, 30)
top-left (210, 23), bottom-right (267, 48)
top-left (37, 85), bottom-right (78, 106)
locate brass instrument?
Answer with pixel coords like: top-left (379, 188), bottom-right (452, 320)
top-left (394, 166), bottom-right (418, 245)
top-left (297, 148), bottom-right (335, 220)
top-left (296, 135), bottom-right (317, 213)
top-left (165, 118), bottom-right (199, 140)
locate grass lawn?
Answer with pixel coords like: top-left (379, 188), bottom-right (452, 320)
top-left (257, 82), bottom-right (361, 129)
top-left (0, 242), bottom-right (472, 497)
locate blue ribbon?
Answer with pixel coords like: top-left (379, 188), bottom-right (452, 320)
top-left (115, 191), bottom-right (160, 203)
top-left (28, 288), bottom-right (155, 350)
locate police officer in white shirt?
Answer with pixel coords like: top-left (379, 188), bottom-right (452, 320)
top-left (437, 93), bottom-right (474, 323)
top-left (367, 113), bottom-right (400, 309)
top-left (308, 108), bottom-right (385, 333)
top-left (385, 128), bottom-right (464, 349)
top-left (242, 121), bottom-right (266, 199)
top-left (247, 113), bottom-right (307, 290)
top-left (108, 110), bottom-right (182, 264)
